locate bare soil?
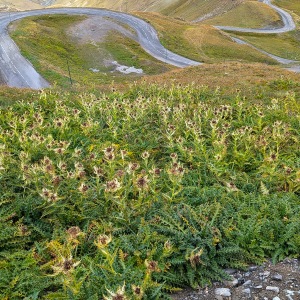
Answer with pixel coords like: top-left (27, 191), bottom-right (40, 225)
top-left (66, 16), bottom-right (137, 45)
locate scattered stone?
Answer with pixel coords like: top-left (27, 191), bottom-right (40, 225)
top-left (254, 285), bottom-right (263, 290)
top-left (272, 274), bottom-right (283, 281)
top-left (227, 278), bottom-right (238, 287)
top-left (215, 288), bottom-right (231, 297)
top-left (266, 286), bottom-right (280, 293)
top-left (243, 280), bottom-right (252, 287)
top-left (242, 288), bottom-right (251, 294)
top-left (225, 268), bottom-right (237, 275)
top-left (171, 258), bottom-right (300, 300)
top-left (285, 290), bottom-right (295, 295)
top-left (260, 271), bottom-right (271, 278)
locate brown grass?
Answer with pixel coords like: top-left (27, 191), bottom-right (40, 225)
top-left (205, 1), bottom-right (282, 28)
top-left (138, 62), bottom-right (300, 94)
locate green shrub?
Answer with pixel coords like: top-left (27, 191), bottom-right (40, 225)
top-left (0, 84), bottom-right (299, 298)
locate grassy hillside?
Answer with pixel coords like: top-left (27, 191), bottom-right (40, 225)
top-left (231, 30), bottom-right (300, 61)
top-left (205, 1), bottom-right (282, 29)
top-left (141, 62), bottom-right (300, 95)
top-left (50, 0), bottom-right (245, 21)
top-left (274, 0), bottom-right (300, 16)
top-left (0, 83), bottom-right (299, 299)
top-left (0, 0), bottom-right (41, 10)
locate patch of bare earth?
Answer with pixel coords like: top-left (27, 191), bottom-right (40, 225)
top-left (66, 16), bottom-right (140, 72)
top-left (66, 16), bottom-right (137, 45)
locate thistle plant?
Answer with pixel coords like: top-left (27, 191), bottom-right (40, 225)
top-left (0, 84), bottom-right (299, 298)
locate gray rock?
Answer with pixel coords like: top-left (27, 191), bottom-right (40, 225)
top-left (266, 286), bottom-right (280, 293)
top-left (249, 266), bottom-right (258, 272)
top-left (225, 268), bottom-right (237, 275)
top-left (243, 288), bottom-right (251, 294)
top-left (272, 297), bottom-right (281, 300)
top-left (215, 288), bottom-right (231, 297)
top-left (226, 278), bottom-right (238, 287)
top-left (260, 271), bottom-right (271, 278)
top-left (254, 285), bottom-right (263, 290)
top-left (285, 289), bottom-right (295, 295)
top-left (243, 280), bottom-right (252, 287)
top-left (272, 274), bottom-right (283, 281)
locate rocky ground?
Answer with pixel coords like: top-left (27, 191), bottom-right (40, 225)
top-left (172, 259), bottom-right (300, 300)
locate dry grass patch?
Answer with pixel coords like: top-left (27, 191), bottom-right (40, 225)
top-left (273, 0), bottom-right (300, 17)
top-left (232, 31), bottom-right (300, 61)
top-left (51, 0), bottom-right (245, 21)
top-left (205, 1), bottom-right (282, 28)
top-left (140, 62), bottom-right (300, 94)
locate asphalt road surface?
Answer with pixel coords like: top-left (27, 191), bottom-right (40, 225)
top-left (0, 0), bottom-right (297, 89)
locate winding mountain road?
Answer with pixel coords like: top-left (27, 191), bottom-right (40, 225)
top-left (0, 0), bottom-right (297, 89)
top-left (0, 8), bottom-right (201, 89)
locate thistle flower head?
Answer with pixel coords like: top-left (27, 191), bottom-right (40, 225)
top-left (104, 284), bottom-right (127, 300)
top-left (141, 151), bottom-right (150, 160)
top-left (131, 285), bottom-right (144, 299)
top-left (150, 168), bottom-right (161, 177)
top-left (104, 146), bottom-right (114, 155)
top-left (93, 166), bottom-right (104, 177)
top-left (170, 152), bottom-right (178, 162)
top-left (78, 182), bottom-right (89, 193)
top-left (135, 175), bottom-right (149, 190)
top-left (52, 255), bottom-right (80, 275)
top-left (127, 162), bottom-right (140, 173)
top-left (94, 234), bottom-right (112, 249)
top-left (66, 226), bottom-right (84, 243)
top-left (145, 260), bottom-right (160, 273)
top-left (40, 188), bottom-right (58, 202)
top-left (187, 248), bottom-right (204, 268)
top-left (105, 178), bottom-right (121, 193)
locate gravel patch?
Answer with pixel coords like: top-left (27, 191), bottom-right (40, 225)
top-left (171, 258), bottom-right (300, 300)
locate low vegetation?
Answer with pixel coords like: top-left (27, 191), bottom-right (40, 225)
top-left (205, 1), bottom-right (282, 29)
top-left (274, 0), bottom-right (300, 16)
top-left (51, 0), bottom-right (243, 22)
top-left (141, 62), bottom-right (300, 96)
top-left (232, 30), bottom-right (300, 61)
top-left (0, 83), bottom-right (299, 299)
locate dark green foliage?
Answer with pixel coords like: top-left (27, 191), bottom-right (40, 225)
top-left (0, 84), bottom-right (299, 298)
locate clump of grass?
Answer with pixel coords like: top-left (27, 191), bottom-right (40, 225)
top-left (0, 84), bottom-right (299, 298)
